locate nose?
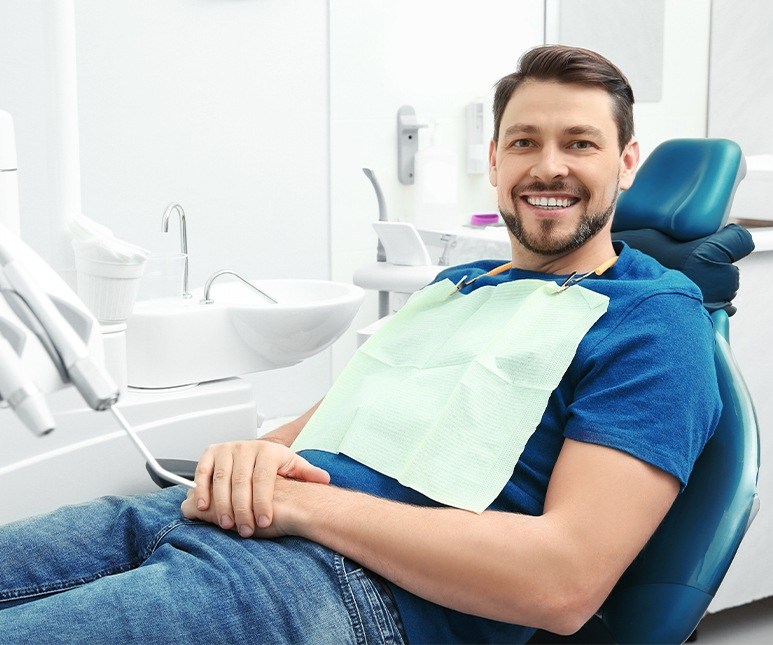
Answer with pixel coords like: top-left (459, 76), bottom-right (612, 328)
top-left (530, 145), bottom-right (569, 183)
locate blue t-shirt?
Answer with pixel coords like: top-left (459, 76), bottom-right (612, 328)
top-left (300, 242), bottom-right (722, 644)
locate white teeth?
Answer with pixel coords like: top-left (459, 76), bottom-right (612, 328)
top-left (526, 196), bottom-right (574, 208)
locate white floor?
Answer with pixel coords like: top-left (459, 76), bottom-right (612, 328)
top-left (697, 597), bottom-right (773, 643)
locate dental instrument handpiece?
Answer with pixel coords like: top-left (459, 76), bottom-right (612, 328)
top-left (0, 240), bottom-right (118, 411)
top-left (0, 331), bottom-right (55, 435)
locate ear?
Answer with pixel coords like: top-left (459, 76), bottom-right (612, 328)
top-left (618, 138), bottom-right (640, 191)
top-left (489, 139), bottom-right (498, 187)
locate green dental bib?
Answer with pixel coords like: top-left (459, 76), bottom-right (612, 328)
top-left (292, 278), bottom-right (609, 512)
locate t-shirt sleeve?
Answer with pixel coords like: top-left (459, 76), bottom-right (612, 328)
top-left (563, 291), bottom-right (722, 488)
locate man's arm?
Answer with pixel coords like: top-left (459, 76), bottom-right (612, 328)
top-left (184, 437), bottom-right (679, 635)
top-left (257, 400), bottom-right (322, 446)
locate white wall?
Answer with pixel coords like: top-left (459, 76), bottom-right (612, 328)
top-left (0, 0), bottom-right (55, 255)
top-left (633, 0), bottom-right (711, 160)
top-left (544, 0), bottom-right (712, 161)
top-left (74, 0), bottom-right (330, 283)
top-left (708, 0), bottom-right (773, 156)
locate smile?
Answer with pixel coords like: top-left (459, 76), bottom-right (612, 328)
top-left (524, 196), bottom-right (580, 209)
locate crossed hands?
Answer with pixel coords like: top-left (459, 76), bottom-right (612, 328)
top-left (180, 439), bottom-right (331, 538)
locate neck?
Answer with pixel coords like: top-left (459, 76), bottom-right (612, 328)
top-left (509, 234), bottom-right (617, 276)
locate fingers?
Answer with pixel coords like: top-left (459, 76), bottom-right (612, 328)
top-left (280, 454), bottom-right (331, 485)
top-left (210, 446), bottom-right (236, 531)
top-left (251, 461), bottom-right (277, 531)
top-left (252, 453), bottom-right (330, 529)
top-left (186, 440), bottom-right (331, 538)
top-left (230, 444), bottom-right (263, 537)
top-left (192, 448), bottom-right (216, 511)
top-left (193, 441), bottom-right (272, 537)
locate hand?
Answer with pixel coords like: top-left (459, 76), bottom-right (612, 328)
top-left (180, 439), bottom-right (330, 537)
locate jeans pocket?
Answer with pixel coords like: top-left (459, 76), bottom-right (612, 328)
top-left (335, 555), bottom-right (407, 645)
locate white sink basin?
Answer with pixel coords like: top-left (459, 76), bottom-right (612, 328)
top-left (126, 279), bottom-right (364, 388)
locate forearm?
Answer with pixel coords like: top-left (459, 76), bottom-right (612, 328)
top-left (280, 440), bottom-right (679, 634)
top-left (283, 482), bottom-right (588, 633)
top-left (259, 400), bottom-right (322, 446)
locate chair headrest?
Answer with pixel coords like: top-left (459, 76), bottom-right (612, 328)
top-left (612, 139), bottom-right (746, 241)
top-left (613, 224), bottom-right (754, 316)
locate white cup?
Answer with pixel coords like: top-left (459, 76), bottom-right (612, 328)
top-left (135, 252), bottom-right (187, 301)
top-left (74, 254), bottom-right (147, 323)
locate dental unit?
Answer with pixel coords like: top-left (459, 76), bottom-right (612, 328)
top-left (1, 110), bottom-right (206, 491)
top-left (0, 221), bottom-right (196, 489)
top-left (0, 107), bottom-right (363, 517)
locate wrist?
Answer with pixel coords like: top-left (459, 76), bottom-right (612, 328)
top-left (278, 479), bottom-right (336, 539)
top-left (259, 401), bottom-right (321, 448)
top-left (259, 422), bottom-right (302, 447)
top-left (259, 435), bottom-right (290, 447)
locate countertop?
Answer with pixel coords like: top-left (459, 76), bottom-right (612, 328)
top-left (419, 219), bottom-right (773, 264)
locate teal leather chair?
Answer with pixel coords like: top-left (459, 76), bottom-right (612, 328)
top-left (531, 139), bottom-right (759, 644)
top-left (606, 139), bottom-right (759, 644)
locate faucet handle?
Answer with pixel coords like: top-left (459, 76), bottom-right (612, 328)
top-left (200, 270), bottom-right (278, 305)
top-left (161, 203), bottom-right (191, 298)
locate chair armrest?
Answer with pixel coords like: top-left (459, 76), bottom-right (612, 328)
top-left (145, 459), bottom-right (197, 489)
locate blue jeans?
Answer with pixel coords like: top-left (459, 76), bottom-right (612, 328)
top-left (0, 486), bottom-right (406, 644)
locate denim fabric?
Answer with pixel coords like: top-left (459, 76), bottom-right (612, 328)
top-left (0, 486), bottom-right (406, 644)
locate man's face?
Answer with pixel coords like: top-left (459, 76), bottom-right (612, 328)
top-left (489, 80), bottom-right (638, 261)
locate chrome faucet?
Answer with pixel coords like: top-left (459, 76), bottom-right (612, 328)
top-left (200, 270), bottom-right (278, 305)
top-left (162, 203), bottom-right (191, 298)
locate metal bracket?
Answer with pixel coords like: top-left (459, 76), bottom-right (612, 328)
top-left (397, 105), bottom-right (427, 185)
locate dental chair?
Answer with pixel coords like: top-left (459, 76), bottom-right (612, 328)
top-left (531, 137), bottom-right (760, 644)
top-left (151, 139), bottom-right (760, 645)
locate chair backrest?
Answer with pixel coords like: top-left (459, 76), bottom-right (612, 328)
top-left (612, 138), bottom-right (746, 241)
top-left (603, 139), bottom-right (760, 643)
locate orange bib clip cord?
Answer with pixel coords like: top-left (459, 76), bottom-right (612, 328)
top-left (453, 256), bottom-right (618, 294)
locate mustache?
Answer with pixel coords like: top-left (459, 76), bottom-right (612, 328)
top-left (511, 180), bottom-right (590, 201)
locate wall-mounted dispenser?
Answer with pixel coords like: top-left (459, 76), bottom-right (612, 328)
top-left (397, 105), bottom-right (428, 185)
top-left (413, 120), bottom-right (458, 230)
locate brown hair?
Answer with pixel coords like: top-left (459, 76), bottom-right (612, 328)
top-left (492, 45), bottom-right (635, 151)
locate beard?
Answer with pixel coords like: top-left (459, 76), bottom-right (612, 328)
top-left (500, 180), bottom-right (617, 257)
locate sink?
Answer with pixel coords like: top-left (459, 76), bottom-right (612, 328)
top-left (126, 279), bottom-right (364, 388)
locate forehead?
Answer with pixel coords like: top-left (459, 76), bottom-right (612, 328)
top-left (499, 80), bottom-right (617, 140)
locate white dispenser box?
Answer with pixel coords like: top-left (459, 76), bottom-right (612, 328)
top-left (413, 120), bottom-right (459, 231)
top-left (466, 99), bottom-right (489, 175)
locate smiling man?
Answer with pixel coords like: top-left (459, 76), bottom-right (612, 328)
top-left (491, 55), bottom-right (637, 273)
top-left (0, 46), bottom-right (721, 645)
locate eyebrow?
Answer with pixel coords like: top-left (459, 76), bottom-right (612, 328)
top-left (502, 123), bottom-right (607, 142)
top-left (565, 125), bottom-right (606, 141)
top-left (502, 123), bottom-right (539, 139)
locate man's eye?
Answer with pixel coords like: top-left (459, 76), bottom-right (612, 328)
top-left (512, 139), bottom-right (533, 148)
top-left (569, 140), bottom-right (594, 150)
